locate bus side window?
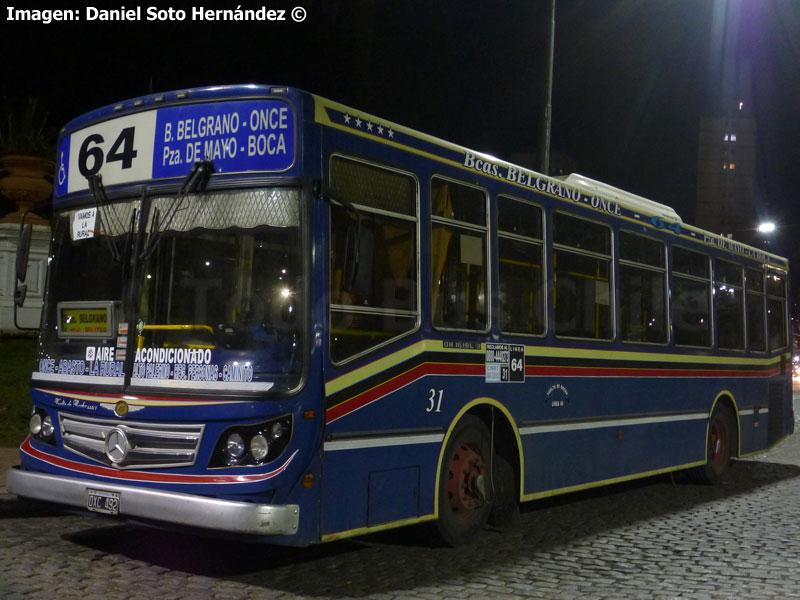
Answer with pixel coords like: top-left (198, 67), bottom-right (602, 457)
top-left (745, 268), bottom-right (766, 352)
top-left (619, 231), bottom-right (667, 344)
top-left (328, 156), bottom-right (418, 363)
top-left (497, 195), bottom-right (544, 336)
top-left (552, 212), bottom-right (612, 340)
top-left (430, 177), bottom-right (488, 331)
top-left (672, 246), bottom-right (711, 348)
top-left (766, 271), bottom-right (788, 351)
top-left (714, 259), bottom-right (744, 350)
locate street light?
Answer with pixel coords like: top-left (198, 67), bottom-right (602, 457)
top-left (757, 221), bottom-right (776, 234)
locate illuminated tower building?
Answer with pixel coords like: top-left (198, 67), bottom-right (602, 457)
top-left (695, 102), bottom-right (757, 242)
top-left (695, 1), bottom-right (758, 244)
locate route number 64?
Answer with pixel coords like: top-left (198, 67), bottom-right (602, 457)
top-left (78, 127), bottom-right (138, 177)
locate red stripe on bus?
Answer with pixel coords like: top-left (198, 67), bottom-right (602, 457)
top-left (21, 438), bottom-right (295, 485)
top-left (326, 362), bottom-right (482, 423)
top-left (326, 361), bottom-right (781, 423)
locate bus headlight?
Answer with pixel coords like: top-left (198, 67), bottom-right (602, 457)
top-left (270, 420), bottom-right (285, 440)
top-left (250, 434), bottom-right (269, 462)
top-left (41, 416), bottom-right (55, 438)
top-left (29, 413), bottom-right (42, 436)
top-left (225, 433), bottom-right (246, 464)
top-left (29, 408), bottom-right (57, 445)
top-left (210, 415), bottom-right (293, 468)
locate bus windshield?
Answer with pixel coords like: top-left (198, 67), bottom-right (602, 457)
top-left (136, 187), bottom-right (304, 392)
top-left (37, 187), bottom-right (305, 394)
top-left (38, 200), bottom-right (140, 385)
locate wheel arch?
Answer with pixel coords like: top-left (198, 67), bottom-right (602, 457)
top-left (434, 397), bottom-right (524, 517)
top-left (709, 390), bottom-right (741, 458)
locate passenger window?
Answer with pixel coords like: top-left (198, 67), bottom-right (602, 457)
top-left (619, 231), bottom-right (667, 344)
top-left (497, 196), bottom-right (544, 335)
top-left (328, 156), bottom-right (418, 363)
top-left (431, 178), bottom-right (488, 331)
top-left (746, 268), bottom-right (765, 352)
top-left (553, 212), bottom-right (612, 340)
top-left (766, 271), bottom-right (788, 351)
top-left (715, 260), bottom-right (744, 350)
top-left (672, 246), bottom-right (711, 347)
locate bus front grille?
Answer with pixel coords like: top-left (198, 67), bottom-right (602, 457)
top-left (59, 413), bottom-right (204, 470)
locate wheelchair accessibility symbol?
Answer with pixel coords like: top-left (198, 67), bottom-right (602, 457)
top-left (57, 152), bottom-right (67, 186)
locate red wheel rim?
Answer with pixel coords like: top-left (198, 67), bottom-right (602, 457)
top-left (446, 442), bottom-right (486, 520)
top-left (709, 417), bottom-right (728, 466)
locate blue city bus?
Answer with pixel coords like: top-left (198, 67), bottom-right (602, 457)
top-left (9, 85), bottom-right (794, 546)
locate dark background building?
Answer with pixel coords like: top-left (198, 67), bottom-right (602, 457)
top-left (696, 107), bottom-right (758, 245)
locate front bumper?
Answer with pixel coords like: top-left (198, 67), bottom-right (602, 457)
top-left (7, 467), bottom-right (299, 536)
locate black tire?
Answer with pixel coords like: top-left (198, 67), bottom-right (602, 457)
top-left (691, 403), bottom-right (737, 485)
top-left (488, 452), bottom-right (520, 529)
top-left (435, 415), bottom-right (493, 546)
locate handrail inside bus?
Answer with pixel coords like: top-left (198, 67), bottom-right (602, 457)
top-left (141, 324), bottom-right (216, 334)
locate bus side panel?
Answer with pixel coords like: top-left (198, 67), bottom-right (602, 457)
top-left (320, 364), bottom-right (489, 537)
top-left (522, 419), bottom-right (706, 495)
top-left (321, 441), bottom-right (438, 537)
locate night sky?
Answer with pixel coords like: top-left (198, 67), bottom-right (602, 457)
top-left (3, 0), bottom-right (800, 313)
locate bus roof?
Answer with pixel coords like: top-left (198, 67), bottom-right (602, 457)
top-left (311, 92), bottom-right (787, 269)
top-left (56, 84), bottom-right (788, 269)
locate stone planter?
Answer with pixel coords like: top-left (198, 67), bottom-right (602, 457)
top-left (0, 155), bottom-right (53, 225)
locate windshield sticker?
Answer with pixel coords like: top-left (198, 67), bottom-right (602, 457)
top-left (71, 207), bottom-right (97, 240)
top-left (36, 352), bottom-right (124, 381)
top-left (131, 346), bottom-right (270, 391)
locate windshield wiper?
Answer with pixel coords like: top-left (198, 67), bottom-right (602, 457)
top-left (87, 174), bottom-right (125, 263)
top-left (140, 160), bottom-right (215, 260)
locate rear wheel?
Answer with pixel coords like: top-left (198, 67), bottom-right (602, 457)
top-left (435, 415), bottom-right (492, 546)
top-left (692, 403), bottom-right (737, 484)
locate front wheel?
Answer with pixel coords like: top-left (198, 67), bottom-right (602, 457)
top-left (691, 403), bottom-right (737, 485)
top-left (435, 415), bottom-right (493, 546)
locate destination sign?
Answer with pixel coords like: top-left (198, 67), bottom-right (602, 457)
top-left (56, 99), bottom-right (295, 196)
top-left (58, 301), bottom-right (114, 338)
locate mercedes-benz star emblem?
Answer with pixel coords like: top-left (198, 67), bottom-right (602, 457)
top-left (105, 428), bottom-right (130, 464)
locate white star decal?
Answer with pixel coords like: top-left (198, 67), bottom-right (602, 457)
top-left (343, 114), bottom-right (351, 124)
top-left (377, 125), bottom-right (384, 135)
top-left (366, 121), bottom-right (373, 132)
top-left (387, 128), bottom-right (394, 139)
top-left (355, 117), bottom-right (362, 128)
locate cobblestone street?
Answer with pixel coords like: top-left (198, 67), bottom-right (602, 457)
top-left (1, 389), bottom-right (799, 599)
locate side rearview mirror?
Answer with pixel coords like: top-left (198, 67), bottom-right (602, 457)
top-left (14, 283), bottom-right (27, 308)
top-left (16, 223), bottom-right (32, 284)
top-left (14, 223), bottom-right (33, 308)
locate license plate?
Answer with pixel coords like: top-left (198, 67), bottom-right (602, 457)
top-left (87, 488), bottom-right (120, 515)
